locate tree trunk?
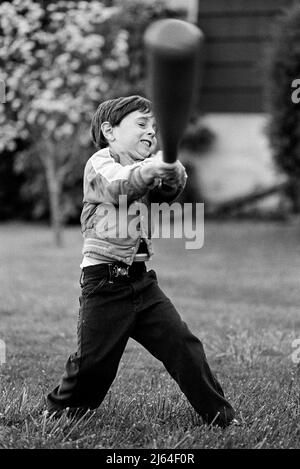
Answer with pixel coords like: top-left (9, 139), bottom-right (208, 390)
top-left (44, 157), bottom-right (63, 247)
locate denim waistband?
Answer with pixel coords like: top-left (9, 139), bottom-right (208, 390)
top-left (82, 261), bottom-right (147, 280)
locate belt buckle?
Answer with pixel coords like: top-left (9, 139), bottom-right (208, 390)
top-left (112, 265), bottom-right (129, 277)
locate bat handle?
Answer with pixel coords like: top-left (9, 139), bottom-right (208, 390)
top-left (162, 161), bottom-right (178, 168)
top-left (162, 147), bottom-right (178, 164)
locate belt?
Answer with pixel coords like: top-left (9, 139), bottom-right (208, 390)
top-left (81, 262), bottom-right (146, 284)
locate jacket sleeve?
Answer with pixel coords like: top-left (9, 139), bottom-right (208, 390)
top-left (83, 149), bottom-right (156, 206)
top-left (149, 163), bottom-right (188, 203)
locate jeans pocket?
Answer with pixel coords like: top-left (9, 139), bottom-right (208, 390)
top-left (82, 277), bottom-right (107, 299)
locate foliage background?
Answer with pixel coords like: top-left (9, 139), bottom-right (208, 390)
top-left (1, 0), bottom-right (210, 225)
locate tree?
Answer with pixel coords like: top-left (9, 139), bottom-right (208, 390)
top-left (0, 0), bottom-right (187, 239)
top-left (0, 0), bottom-right (130, 245)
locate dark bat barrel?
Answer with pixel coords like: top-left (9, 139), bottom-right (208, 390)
top-left (144, 19), bottom-right (203, 163)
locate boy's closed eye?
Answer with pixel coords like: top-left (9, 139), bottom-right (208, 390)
top-left (136, 118), bottom-right (158, 133)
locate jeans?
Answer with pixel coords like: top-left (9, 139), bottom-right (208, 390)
top-left (47, 263), bottom-right (235, 426)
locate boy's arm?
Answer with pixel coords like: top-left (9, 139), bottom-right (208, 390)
top-left (83, 149), bottom-right (158, 206)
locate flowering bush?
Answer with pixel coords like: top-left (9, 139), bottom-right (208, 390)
top-left (0, 0), bottom-right (132, 150)
top-left (0, 0), bottom-right (185, 238)
top-left (0, 0), bottom-right (132, 240)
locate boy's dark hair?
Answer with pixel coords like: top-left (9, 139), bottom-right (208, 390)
top-left (91, 95), bottom-right (152, 149)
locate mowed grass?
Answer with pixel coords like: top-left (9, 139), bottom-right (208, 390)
top-left (0, 219), bottom-right (299, 449)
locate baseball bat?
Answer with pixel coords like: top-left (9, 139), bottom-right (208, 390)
top-left (144, 19), bottom-right (204, 163)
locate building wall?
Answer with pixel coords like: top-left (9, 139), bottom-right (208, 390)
top-left (197, 0), bottom-right (294, 112)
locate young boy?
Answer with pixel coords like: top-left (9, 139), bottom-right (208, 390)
top-left (46, 95), bottom-right (235, 427)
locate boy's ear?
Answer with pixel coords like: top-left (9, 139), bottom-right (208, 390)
top-left (101, 122), bottom-right (115, 143)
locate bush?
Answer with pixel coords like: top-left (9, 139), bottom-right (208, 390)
top-left (0, 0), bottom-right (186, 226)
top-left (0, 0), bottom-right (132, 234)
top-left (267, 3), bottom-right (300, 213)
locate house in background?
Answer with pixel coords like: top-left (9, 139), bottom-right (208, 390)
top-left (168, 0), bottom-right (294, 208)
top-left (197, 0), bottom-right (293, 112)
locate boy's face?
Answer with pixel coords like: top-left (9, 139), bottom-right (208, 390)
top-left (111, 110), bottom-right (157, 160)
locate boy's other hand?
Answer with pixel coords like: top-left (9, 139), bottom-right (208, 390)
top-left (160, 160), bottom-right (186, 187)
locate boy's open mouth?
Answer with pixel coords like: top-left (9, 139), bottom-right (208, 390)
top-left (140, 139), bottom-right (152, 148)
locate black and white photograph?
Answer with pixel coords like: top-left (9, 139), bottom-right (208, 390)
top-left (0, 0), bottom-right (299, 453)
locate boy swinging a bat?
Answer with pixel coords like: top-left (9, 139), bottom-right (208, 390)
top-left (46, 95), bottom-right (235, 427)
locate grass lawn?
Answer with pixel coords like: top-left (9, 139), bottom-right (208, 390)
top-left (0, 220), bottom-right (299, 449)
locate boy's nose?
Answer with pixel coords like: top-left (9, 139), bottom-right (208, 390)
top-left (147, 127), bottom-right (156, 136)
